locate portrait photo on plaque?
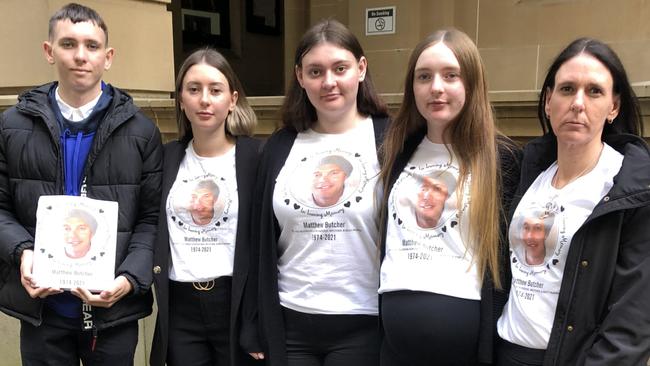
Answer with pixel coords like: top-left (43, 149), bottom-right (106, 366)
top-left (32, 195), bottom-right (119, 291)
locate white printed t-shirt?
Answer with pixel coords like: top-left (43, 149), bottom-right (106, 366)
top-left (379, 136), bottom-right (480, 300)
top-left (273, 117), bottom-right (380, 315)
top-left (166, 142), bottom-right (239, 282)
top-left (497, 143), bottom-right (622, 349)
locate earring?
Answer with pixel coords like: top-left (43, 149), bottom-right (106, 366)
top-left (607, 118), bottom-right (613, 124)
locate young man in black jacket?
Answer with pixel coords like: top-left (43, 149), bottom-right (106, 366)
top-left (0, 3), bottom-right (163, 365)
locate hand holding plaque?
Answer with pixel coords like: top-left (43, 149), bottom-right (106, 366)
top-left (33, 196), bottom-right (119, 292)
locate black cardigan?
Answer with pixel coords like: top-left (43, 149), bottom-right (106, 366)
top-left (150, 136), bottom-right (261, 366)
top-left (248, 116), bottom-right (389, 366)
top-left (379, 127), bottom-right (521, 364)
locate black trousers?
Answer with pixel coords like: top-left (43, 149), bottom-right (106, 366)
top-left (166, 277), bottom-right (232, 366)
top-left (283, 306), bottom-right (380, 366)
top-left (380, 290), bottom-right (480, 366)
top-left (494, 337), bottom-right (545, 366)
top-left (20, 307), bottom-right (138, 366)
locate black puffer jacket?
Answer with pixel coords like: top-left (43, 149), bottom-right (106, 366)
top-left (0, 82), bottom-right (163, 329)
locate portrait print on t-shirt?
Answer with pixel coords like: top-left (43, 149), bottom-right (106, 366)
top-left (509, 203), bottom-right (560, 268)
top-left (379, 138), bottom-right (481, 300)
top-left (497, 144), bottom-right (622, 348)
top-left (168, 174), bottom-right (232, 233)
top-left (393, 168), bottom-right (458, 231)
top-left (281, 151), bottom-right (366, 211)
top-left (166, 148), bottom-right (239, 281)
top-left (498, 186), bottom-right (579, 347)
top-left (387, 161), bottom-right (471, 260)
top-left (273, 124), bottom-right (382, 314)
top-left (507, 195), bottom-right (569, 311)
top-left (309, 155), bottom-right (354, 208)
top-left (387, 139), bottom-right (475, 256)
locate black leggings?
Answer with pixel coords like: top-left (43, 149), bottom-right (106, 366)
top-left (380, 290), bottom-right (480, 366)
top-left (283, 307), bottom-right (380, 366)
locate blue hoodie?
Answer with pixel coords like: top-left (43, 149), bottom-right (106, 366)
top-left (45, 82), bottom-right (114, 318)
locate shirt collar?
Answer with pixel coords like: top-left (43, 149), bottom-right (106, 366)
top-left (55, 87), bottom-right (103, 122)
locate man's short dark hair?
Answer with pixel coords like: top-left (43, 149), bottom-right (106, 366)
top-left (48, 3), bottom-right (109, 44)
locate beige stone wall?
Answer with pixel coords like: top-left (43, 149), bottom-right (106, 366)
top-left (301, 0), bottom-right (650, 139)
top-left (304, 0), bottom-right (650, 93)
top-left (2, 1), bottom-right (650, 364)
top-left (0, 0), bottom-right (174, 95)
top-left (0, 1), bottom-right (171, 364)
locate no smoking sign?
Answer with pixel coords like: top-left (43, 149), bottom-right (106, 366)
top-left (366, 6), bottom-right (395, 35)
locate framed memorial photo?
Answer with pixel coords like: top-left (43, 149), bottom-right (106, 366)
top-left (32, 196), bottom-right (118, 292)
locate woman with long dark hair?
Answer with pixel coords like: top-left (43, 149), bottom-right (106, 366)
top-left (496, 38), bottom-right (650, 366)
top-left (251, 19), bottom-right (389, 366)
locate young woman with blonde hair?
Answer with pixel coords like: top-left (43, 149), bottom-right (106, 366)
top-left (378, 28), bottom-right (520, 365)
top-left (151, 47), bottom-right (261, 366)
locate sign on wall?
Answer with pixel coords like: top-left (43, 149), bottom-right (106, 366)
top-left (366, 6), bottom-right (395, 35)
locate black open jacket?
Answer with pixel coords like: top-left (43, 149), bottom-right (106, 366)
top-left (246, 116), bottom-right (389, 366)
top-left (150, 136), bottom-right (261, 366)
top-left (495, 133), bottom-right (650, 365)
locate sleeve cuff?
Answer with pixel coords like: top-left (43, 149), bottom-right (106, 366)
top-left (12, 241), bottom-right (34, 266)
top-left (117, 272), bottom-right (139, 296)
top-left (239, 320), bottom-right (263, 353)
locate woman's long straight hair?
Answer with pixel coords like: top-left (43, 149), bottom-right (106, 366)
top-left (380, 28), bottom-right (502, 288)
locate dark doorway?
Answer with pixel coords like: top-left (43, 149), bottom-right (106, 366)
top-left (169, 0), bottom-right (284, 96)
